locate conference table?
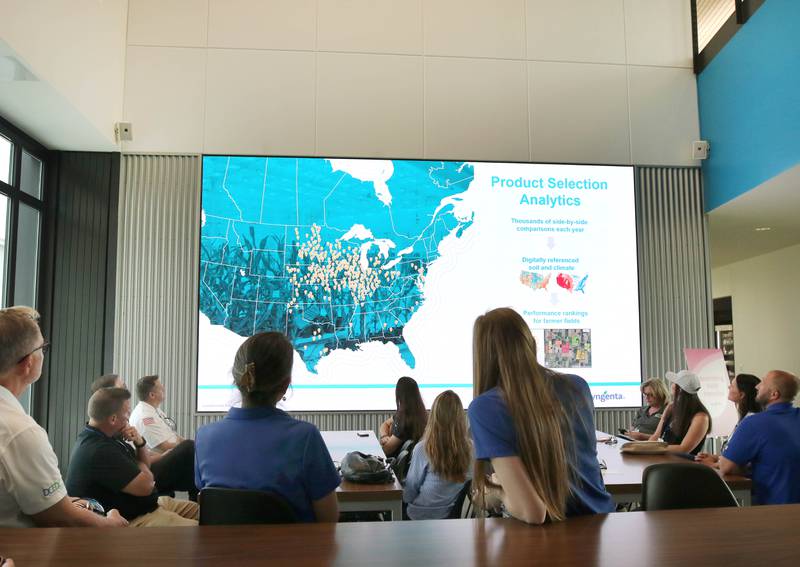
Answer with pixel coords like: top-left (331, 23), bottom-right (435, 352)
top-left (596, 432), bottom-right (752, 506)
top-left (1, 504), bottom-right (797, 566)
top-left (321, 430), bottom-right (403, 520)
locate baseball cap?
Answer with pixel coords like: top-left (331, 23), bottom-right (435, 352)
top-left (665, 370), bottom-right (701, 394)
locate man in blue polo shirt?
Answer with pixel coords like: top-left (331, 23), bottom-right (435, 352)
top-left (720, 370), bottom-right (800, 505)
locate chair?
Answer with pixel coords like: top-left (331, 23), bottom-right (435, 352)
top-left (640, 463), bottom-right (739, 511)
top-left (446, 480), bottom-right (473, 519)
top-left (391, 439), bottom-right (416, 485)
top-left (199, 487), bottom-right (298, 525)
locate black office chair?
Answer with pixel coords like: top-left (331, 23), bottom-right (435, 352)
top-left (640, 463), bottom-right (739, 511)
top-left (446, 480), bottom-right (473, 519)
top-left (199, 487), bottom-right (298, 525)
top-left (391, 439), bottom-right (416, 485)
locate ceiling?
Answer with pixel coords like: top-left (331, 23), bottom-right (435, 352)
top-left (0, 38), bottom-right (115, 151)
top-left (708, 162), bottom-right (800, 267)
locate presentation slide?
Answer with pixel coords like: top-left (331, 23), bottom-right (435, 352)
top-left (197, 157), bottom-right (642, 411)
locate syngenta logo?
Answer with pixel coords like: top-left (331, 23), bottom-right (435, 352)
top-left (42, 481), bottom-right (62, 498)
top-left (593, 391), bottom-right (624, 403)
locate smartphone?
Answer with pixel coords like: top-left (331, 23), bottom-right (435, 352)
top-left (618, 428), bottom-right (628, 435)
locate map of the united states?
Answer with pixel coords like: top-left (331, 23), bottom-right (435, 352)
top-left (200, 157), bottom-right (475, 372)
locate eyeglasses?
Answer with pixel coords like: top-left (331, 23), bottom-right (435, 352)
top-left (18, 341), bottom-right (50, 363)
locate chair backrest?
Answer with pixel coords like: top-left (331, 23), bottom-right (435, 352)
top-left (199, 487), bottom-right (298, 525)
top-left (446, 480), bottom-right (473, 519)
top-left (391, 439), bottom-right (416, 485)
top-left (640, 463), bottom-right (739, 511)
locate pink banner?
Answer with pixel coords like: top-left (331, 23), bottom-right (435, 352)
top-left (684, 348), bottom-right (738, 437)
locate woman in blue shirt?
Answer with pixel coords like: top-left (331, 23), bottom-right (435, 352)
top-left (403, 390), bottom-right (472, 520)
top-left (467, 307), bottom-right (613, 524)
top-left (195, 332), bottom-right (340, 522)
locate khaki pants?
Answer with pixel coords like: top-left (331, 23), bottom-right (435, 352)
top-left (129, 496), bottom-right (199, 527)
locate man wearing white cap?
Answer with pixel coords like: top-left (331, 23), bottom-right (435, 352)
top-left (647, 370), bottom-right (711, 455)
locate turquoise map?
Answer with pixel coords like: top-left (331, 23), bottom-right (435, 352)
top-left (200, 157), bottom-right (475, 372)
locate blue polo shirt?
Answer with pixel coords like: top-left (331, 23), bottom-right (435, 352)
top-left (195, 406), bottom-right (341, 522)
top-left (722, 402), bottom-right (800, 505)
top-left (467, 373), bottom-right (614, 517)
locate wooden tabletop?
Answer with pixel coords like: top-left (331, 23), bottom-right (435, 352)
top-left (1, 505), bottom-right (798, 566)
top-left (596, 435), bottom-right (751, 493)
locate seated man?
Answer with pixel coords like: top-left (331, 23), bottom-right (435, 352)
top-left (129, 375), bottom-right (197, 500)
top-left (65, 387), bottom-right (199, 526)
top-left (92, 373), bottom-right (197, 500)
top-left (0, 306), bottom-right (126, 528)
top-left (90, 373), bottom-right (126, 393)
top-left (719, 370), bottom-right (800, 504)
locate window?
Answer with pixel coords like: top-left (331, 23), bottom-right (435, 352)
top-left (14, 203), bottom-right (40, 307)
top-left (0, 116), bottom-right (48, 413)
top-left (0, 117), bottom-right (47, 308)
top-left (20, 150), bottom-right (43, 199)
top-left (0, 135), bottom-right (11, 185)
top-left (0, 194), bottom-right (8, 306)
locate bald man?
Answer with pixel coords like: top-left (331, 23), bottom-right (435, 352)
top-left (719, 370), bottom-right (800, 505)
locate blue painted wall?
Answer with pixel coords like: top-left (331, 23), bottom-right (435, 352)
top-left (698, 0), bottom-right (800, 211)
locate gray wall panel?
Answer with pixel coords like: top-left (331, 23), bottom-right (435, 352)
top-left (45, 152), bottom-right (118, 470)
top-left (114, 155), bottom-right (201, 438)
top-left (113, 159), bottom-right (709, 440)
top-left (637, 167), bottom-right (712, 382)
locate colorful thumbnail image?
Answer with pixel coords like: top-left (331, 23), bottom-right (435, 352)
top-left (544, 329), bottom-right (591, 369)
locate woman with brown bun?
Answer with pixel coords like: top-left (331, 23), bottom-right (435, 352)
top-left (467, 308), bottom-right (613, 524)
top-left (195, 332), bottom-right (340, 522)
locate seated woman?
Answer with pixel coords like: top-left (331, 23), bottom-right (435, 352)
top-left (403, 390), bottom-right (472, 520)
top-left (649, 370), bottom-right (711, 455)
top-left (467, 308), bottom-right (614, 524)
top-left (194, 332), bottom-right (340, 522)
top-left (379, 376), bottom-right (428, 458)
top-left (623, 378), bottom-right (669, 440)
top-left (696, 373), bottom-right (761, 468)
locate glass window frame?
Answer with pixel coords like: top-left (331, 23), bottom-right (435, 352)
top-left (0, 115), bottom-right (49, 416)
top-left (0, 115), bottom-right (48, 309)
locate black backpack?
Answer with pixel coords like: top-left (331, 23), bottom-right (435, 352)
top-left (340, 451), bottom-right (395, 484)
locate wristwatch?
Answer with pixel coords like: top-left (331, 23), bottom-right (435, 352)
top-left (134, 438), bottom-right (147, 449)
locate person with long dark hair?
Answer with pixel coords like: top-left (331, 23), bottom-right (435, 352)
top-left (467, 308), bottom-right (613, 524)
top-left (730, 373), bottom-right (762, 421)
top-left (195, 332), bottom-right (340, 522)
top-left (649, 370), bottom-right (711, 455)
top-left (696, 373), bottom-right (761, 467)
top-left (379, 376), bottom-right (428, 457)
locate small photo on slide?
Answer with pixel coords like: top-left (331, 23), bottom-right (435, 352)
top-left (544, 329), bottom-right (591, 369)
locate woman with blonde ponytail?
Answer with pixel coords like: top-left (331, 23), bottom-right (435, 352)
top-left (467, 308), bottom-right (613, 524)
top-left (195, 332), bottom-right (341, 522)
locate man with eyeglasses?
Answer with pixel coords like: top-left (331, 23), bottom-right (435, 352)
top-left (0, 306), bottom-right (127, 528)
top-left (129, 375), bottom-right (197, 500)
